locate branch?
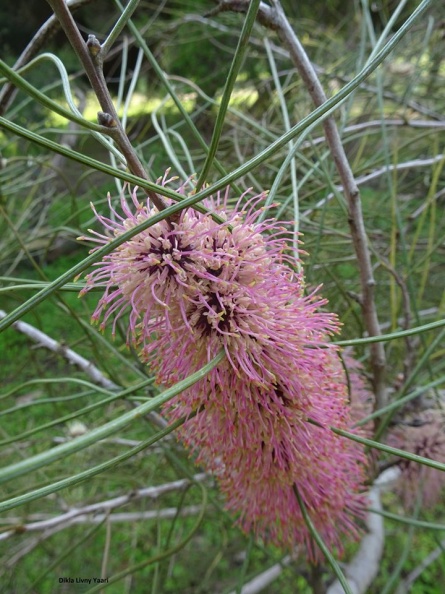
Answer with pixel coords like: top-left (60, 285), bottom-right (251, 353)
top-left (45, 0), bottom-right (166, 211)
top-left (227, 556), bottom-right (293, 594)
top-left (0, 475), bottom-right (207, 541)
top-left (0, 309), bottom-right (117, 390)
top-left (302, 155), bottom-right (445, 217)
top-left (2, 507), bottom-right (202, 533)
top-left (0, 308), bottom-right (168, 430)
top-left (326, 467), bottom-right (400, 594)
top-left (213, 0), bottom-right (387, 411)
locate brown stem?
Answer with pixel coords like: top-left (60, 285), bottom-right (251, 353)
top-left (45, 0), bottom-right (167, 211)
top-left (213, 0), bottom-right (387, 410)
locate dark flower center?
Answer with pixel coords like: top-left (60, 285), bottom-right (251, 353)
top-left (135, 236), bottom-right (192, 278)
top-left (192, 291), bottom-right (233, 336)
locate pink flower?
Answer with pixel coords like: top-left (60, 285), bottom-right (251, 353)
top-left (81, 173), bottom-right (369, 561)
top-left (80, 171), bottom-right (206, 339)
top-left (387, 409), bottom-right (445, 507)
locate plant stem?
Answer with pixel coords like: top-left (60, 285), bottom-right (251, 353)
top-left (214, 0), bottom-right (387, 411)
top-left (101, 0), bottom-right (140, 58)
top-left (195, 0), bottom-right (261, 190)
top-left (45, 0), bottom-right (167, 211)
top-left (271, 0), bottom-right (386, 411)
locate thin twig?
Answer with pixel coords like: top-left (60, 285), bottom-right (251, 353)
top-left (1, 507), bottom-right (203, 534)
top-left (302, 155), bottom-right (445, 217)
top-left (0, 475), bottom-right (207, 541)
top-left (45, 0), bottom-right (166, 211)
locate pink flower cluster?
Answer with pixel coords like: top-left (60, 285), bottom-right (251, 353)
top-left (81, 173), bottom-right (369, 561)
